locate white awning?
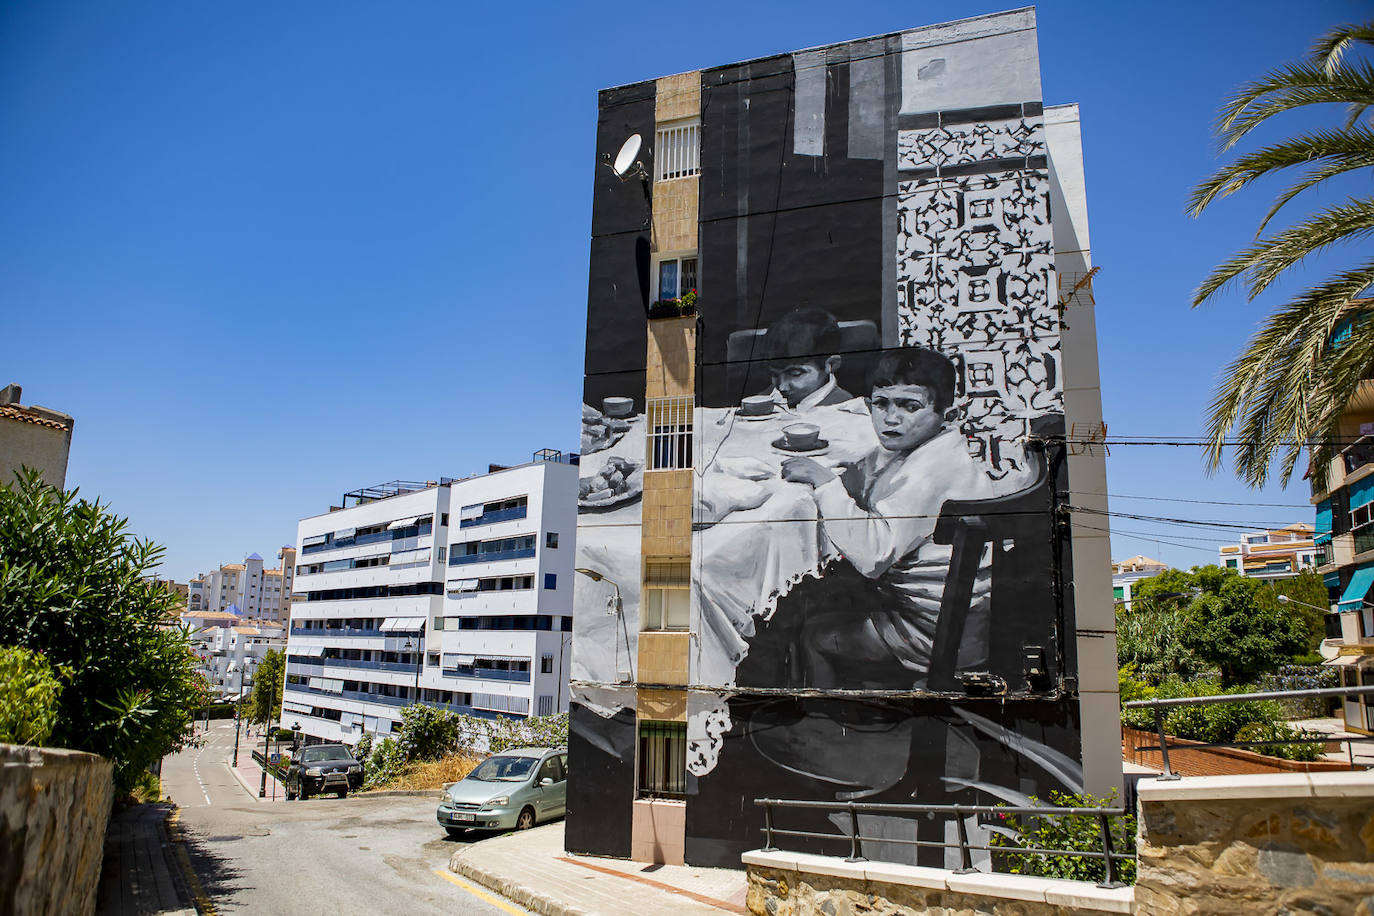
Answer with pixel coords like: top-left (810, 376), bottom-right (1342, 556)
top-left (390, 547), bottom-right (430, 565)
top-left (309, 676), bottom-right (343, 694)
top-left (447, 578), bottom-right (480, 593)
top-left (283, 701), bottom-right (312, 714)
top-left (459, 503), bottom-right (484, 520)
top-left (292, 645), bottom-right (326, 657)
top-left (380, 616), bottom-right (425, 633)
top-left (302, 534), bottom-right (327, 547)
top-left (388, 516), bottom-right (421, 530)
top-left (335, 527), bottom-right (356, 540)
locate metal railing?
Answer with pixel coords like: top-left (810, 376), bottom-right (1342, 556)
top-left (754, 798), bottom-right (1134, 889)
top-left (1124, 683), bottom-right (1374, 779)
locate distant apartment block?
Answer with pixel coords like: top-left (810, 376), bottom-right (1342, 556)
top-left (189, 547), bottom-right (296, 623)
top-left (0, 383), bottom-right (75, 489)
top-left (282, 452), bottom-right (578, 746)
top-left (1111, 555), bottom-right (1168, 609)
top-left (1217, 523), bottom-right (1317, 580)
top-left (185, 616), bottom-right (286, 699)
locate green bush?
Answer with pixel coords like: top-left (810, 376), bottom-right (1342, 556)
top-left (988, 790), bottom-right (1136, 884)
top-left (1120, 677), bottom-right (1318, 761)
top-left (0, 471), bottom-right (209, 791)
top-left (0, 645), bottom-right (66, 745)
top-left (1235, 722), bottom-right (1324, 762)
top-left (396, 703), bottom-right (461, 763)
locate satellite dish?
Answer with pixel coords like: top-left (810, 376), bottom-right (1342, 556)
top-left (612, 133), bottom-right (643, 179)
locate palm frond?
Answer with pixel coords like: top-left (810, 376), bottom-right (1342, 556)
top-left (1312, 22), bottom-right (1374, 74)
top-left (1187, 124), bottom-right (1374, 219)
top-left (1215, 60), bottom-right (1374, 151)
top-left (1204, 260), bottom-right (1374, 487)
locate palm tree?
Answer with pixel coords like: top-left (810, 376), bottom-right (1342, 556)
top-left (1189, 21), bottom-right (1374, 489)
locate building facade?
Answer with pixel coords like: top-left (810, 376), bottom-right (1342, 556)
top-left (1217, 524), bottom-right (1317, 580)
top-left (1111, 555), bottom-right (1168, 609)
top-left (569, 10), bottom-right (1117, 869)
top-left (282, 456), bottom-right (578, 745)
top-left (1314, 377), bottom-right (1374, 733)
top-left (189, 549), bottom-right (295, 622)
top-left (187, 619), bottom-right (287, 699)
top-left (0, 383), bottom-right (75, 489)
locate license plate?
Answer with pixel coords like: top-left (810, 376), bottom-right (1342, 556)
top-left (455, 813), bottom-right (475, 823)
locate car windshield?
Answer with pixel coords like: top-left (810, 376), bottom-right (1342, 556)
top-left (300, 745), bottom-right (350, 763)
top-left (467, 755), bottom-right (538, 782)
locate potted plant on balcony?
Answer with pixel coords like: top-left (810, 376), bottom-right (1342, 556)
top-left (648, 289), bottom-right (697, 319)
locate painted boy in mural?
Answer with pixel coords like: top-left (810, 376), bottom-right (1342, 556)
top-left (780, 346), bottom-right (993, 686)
top-left (759, 308), bottom-right (855, 411)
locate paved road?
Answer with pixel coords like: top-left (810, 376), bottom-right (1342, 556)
top-left (162, 722), bottom-right (528, 915)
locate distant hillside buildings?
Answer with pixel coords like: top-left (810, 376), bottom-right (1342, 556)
top-left (1217, 524), bottom-right (1317, 580)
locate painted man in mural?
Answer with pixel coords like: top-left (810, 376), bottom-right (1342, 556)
top-left (759, 308), bottom-right (856, 412)
top-left (779, 346), bottom-right (993, 687)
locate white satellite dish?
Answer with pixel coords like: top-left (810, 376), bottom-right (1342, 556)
top-left (612, 133), bottom-right (643, 179)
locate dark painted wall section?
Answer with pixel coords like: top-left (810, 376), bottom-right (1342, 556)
top-left (564, 703), bottom-right (637, 858)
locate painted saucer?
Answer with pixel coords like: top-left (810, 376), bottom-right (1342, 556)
top-left (771, 436), bottom-right (830, 454)
top-left (737, 411), bottom-right (779, 422)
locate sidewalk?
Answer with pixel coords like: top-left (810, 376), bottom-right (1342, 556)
top-left (227, 748), bottom-right (287, 803)
top-left (96, 804), bottom-right (196, 915)
top-left (449, 822), bottom-right (748, 916)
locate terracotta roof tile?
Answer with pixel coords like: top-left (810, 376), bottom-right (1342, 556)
top-left (0, 404), bottom-right (71, 431)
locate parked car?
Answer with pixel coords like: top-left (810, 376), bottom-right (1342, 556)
top-left (436, 746), bottom-right (567, 836)
top-left (285, 743), bottom-right (363, 800)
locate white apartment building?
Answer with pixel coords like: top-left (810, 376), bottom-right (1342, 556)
top-left (189, 547), bottom-right (297, 622)
top-left (282, 453), bottom-right (578, 745)
top-left (1218, 523), bottom-right (1318, 580)
top-left (188, 620), bottom-right (287, 699)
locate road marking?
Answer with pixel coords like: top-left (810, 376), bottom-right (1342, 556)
top-left (431, 869), bottom-right (527, 915)
top-left (167, 808), bottom-right (218, 915)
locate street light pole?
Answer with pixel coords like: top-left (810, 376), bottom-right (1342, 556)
top-left (1278, 594), bottom-right (1336, 615)
top-left (232, 663), bottom-right (244, 767)
top-left (259, 674), bottom-right (275, 798)
top-left (405, 635), bottom-right (422, 702)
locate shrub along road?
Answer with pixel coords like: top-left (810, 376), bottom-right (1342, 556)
top-left (156, 722), bottom-right (529, 915)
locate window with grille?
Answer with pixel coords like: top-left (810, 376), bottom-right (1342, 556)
top-left (654, 120), bottom-right (699, 181)
top-left (638, 720), bottom-right (686, 799)
top-left (644, 560), bottom-right (690, 631)
top-left (537, 694), bottom-right (554, 716)
top-left (647, 397), bottom-right (693, 470)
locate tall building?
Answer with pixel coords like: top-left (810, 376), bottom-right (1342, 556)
top-left (189, 549), bottom-right (295, 623)
top-left (0, 383), bottom-right (75, 489)
top-left (569, 9), bottom-right (1115, 869)
top-left (1313, 376), bottom-right (1374, 733)
top-left (281, 454), bottom-right (578, 745)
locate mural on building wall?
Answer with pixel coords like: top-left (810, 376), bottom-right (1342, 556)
top-left (572, 10), bottom-right (1090, 869)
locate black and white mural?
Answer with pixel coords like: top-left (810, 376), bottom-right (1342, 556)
top-left (572, 10), bottom-right (1089, 869)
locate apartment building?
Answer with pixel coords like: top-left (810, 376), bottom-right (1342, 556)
top-left (1313, 381), bottom-right (1374, 733)
top-left (282, 454), bottom-right (578, 745)
top-left (189, 548), bottom-right (296, 622)
top-left (188, 619), bottom-right (287, 699)
top-left (1217, 524), bottom-right (1317, 580)
top-left (569, 10), bottom-right (1116, 868)
top-left (1111, 555), bottom-right (1168, 609)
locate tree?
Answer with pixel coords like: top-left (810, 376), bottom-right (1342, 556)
top-left (1256, 569), bottom-right (1332, 652)
top-left (0, 471), bottom-right (208, 791)
top-left (247, 648), bottom-right (284, 725)
top-left (1188, 21), bottom-right (1374, 489)
top-left (1119, 565), bottom-right (1311, 684)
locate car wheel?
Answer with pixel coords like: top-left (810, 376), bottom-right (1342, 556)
top-left (516, 807), bottom-right (535, 830)
top-left (286, 787), bottom-right (297, 801)
top-left (335, 788), bottom-right (347, 799)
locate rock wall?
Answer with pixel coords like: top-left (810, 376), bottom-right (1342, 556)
top-left (1136, 773), bottom-right (1374, 915)
top-left (0, 743), bottom-right (114, 916)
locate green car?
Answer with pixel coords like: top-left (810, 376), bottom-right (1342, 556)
top-left (436, 747), bottom-right (567, 836)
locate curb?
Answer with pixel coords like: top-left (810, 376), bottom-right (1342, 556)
top-left (448, 853), bottom-right (590, 916)
top-left (359, 789), bottom-right (446, 798)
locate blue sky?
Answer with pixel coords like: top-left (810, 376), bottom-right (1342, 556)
top-left (0, 1), bottom-right (1362, 581)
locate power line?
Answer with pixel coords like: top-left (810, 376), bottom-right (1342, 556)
top-left (1074, 491), bottom-right (1312, 510)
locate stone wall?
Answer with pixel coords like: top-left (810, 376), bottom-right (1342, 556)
top-left (0, 743), bottom-right (113, 916)
top-left (1136, 772), bottom-right (1374, 914)
top-left (742, 850), bottom-right (1133, 915)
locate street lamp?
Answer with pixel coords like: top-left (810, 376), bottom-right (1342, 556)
top-left (259, 672), bottom-right (276, 798)
top-left (574, 568), bottom-right (622, 614)
top-left (403, 634), bottom-right (422, 702)
top-left (1278, 594), bottom-right (1336, 615)
top-left (230, 661), bottom-right (251, 767)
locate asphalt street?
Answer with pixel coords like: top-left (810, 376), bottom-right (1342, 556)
top-left (161, 722), bottom-right (529, 915)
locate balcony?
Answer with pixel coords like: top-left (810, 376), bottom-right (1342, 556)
top-left (440, 666), bottom-right (531, 683)
top-left (459, 506), bottom-right (528, 529)
top-left (1344, 436), bottom-right (1374, 476)
top-left (290, 626), bottom-right (385, 638)
top-left (1356, 527), bottom-right (1374, 557)
top-left (448, 547), bottom-right (536, 566)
